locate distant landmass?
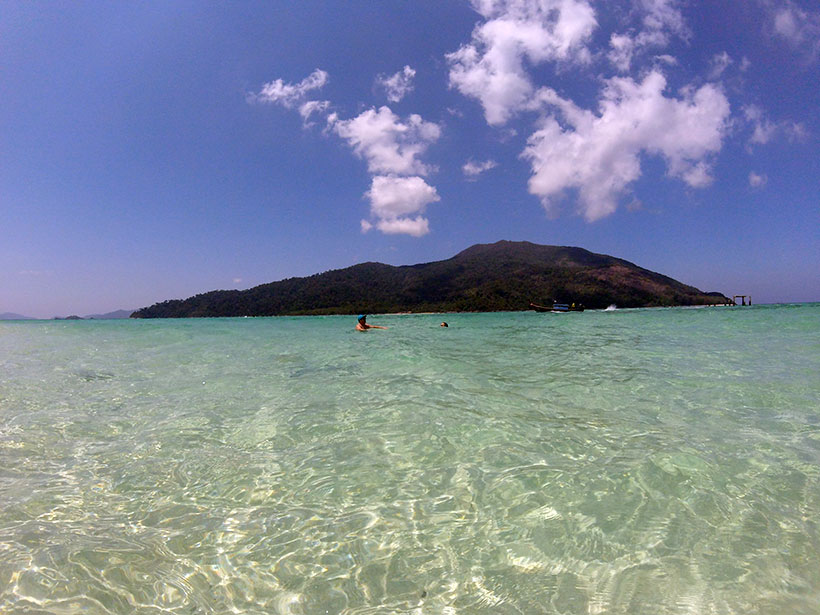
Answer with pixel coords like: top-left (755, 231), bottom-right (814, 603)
top-left (53, 309), bottom-right (135, 320)
top-left (132, 241), bottom-right (728, 318)
top-left (0, 312), bottom-right (35, 320)
top-left (0, 309), bottom-right (136, 321)
top-left (84, 309), bottom-right (135, 319)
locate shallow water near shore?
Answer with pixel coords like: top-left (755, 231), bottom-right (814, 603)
top-left (1, 304), bottom-right (819, 614)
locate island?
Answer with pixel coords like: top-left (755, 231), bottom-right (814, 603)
top-left (131, 241), bottom-right (729, 318)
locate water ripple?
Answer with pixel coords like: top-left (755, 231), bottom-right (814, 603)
top-left (0, 308), bottom-right (819, 613)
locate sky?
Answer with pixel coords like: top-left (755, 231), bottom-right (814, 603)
top-left (2, 0), bottom-right (818, 318)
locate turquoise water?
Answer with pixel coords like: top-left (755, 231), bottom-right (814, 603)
top-left (1, 305), bottom-right (818, 614)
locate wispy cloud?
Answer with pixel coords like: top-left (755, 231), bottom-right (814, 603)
top-left (708, 51), bottom-right (733, 79)
top-left (749, 171), bottom-right (768, 188)
top-left (743, 104), bottom-right (808, 148)
top-left (250, 69), bottom-right (331, 127)
top-left (251, 69), bottom-right (329, 108)
top-left (298, 100), bottom-right (330, 123)
top-left (463, 159), bottom-right (498, 179)
top-left (377, 66), bottom-right (416, 103)
top-left (608, 0), bottom-right (689, 72)
top-left (769, 1), bottom-right (820, 60)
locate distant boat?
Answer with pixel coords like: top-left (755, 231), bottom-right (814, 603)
top-left (529, 301), bottom-right (585, 313)
top-left (604, 304), bottom-right (617, 311)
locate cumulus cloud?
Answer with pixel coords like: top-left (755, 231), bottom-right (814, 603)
top-left (252, 69), bottom-right (329, 108)
top-left (749, 171), bottom-right (767, 188)
top-left (252, 68), bottom-right (442, 237)
top-left (331, 106), bottom-right (440, 176)
top-left (447, 0), bottom-right (597, 125)
top-left (377, 66), bottom-right (416, 102)
top-left (463, 159), bottom-right (498, 179)
top-left (522, 71), bottom-right (730, 221)
top-left (330, 107), bottom-right (441, 235)
top-left (361, 175), bottom-right (440, 237)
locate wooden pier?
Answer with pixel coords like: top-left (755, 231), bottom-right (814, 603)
top-left (732, 295), bottom-right (751, 306)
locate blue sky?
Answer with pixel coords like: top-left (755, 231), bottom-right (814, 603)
top-left (2, 0), bottom-right (818, 317)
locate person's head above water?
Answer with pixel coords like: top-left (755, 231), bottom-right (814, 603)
top-left (355, 314), bottom-right (386, 330)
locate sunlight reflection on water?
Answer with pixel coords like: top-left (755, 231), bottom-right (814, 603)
top-left (0, 306), bottom-right (818, 613)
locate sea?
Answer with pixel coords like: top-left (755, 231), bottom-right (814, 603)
top-left (1, 304), bottom-right (818, 614)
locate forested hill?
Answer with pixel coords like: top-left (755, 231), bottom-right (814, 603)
top-left (131, 241), bottom-right (728, 317)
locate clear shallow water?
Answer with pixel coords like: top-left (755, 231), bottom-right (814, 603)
top-left (0, 305), bottom-right (818, 614)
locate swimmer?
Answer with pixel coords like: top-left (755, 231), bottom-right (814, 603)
top-left (356, 314), bottom-right (387, 331)
top-left (440, 322), bottom-right (448, 327)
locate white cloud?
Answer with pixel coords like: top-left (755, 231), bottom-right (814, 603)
top-left (749, 171), bottom-right (767, 188)
top-left (331, 106), bottom-right (441, 176)
top-left (654, 54), bottom-right (678, 66)
top-left (522, 71), bottom-right (730, 221)
top-left (331, 107), bottom-right (442, 236)
top-left (377, 66), bottom-right (416, 102)
top-left (708, 51), bottom-right (733, 79)
top-left (362, 175), bottom-right (440, 237)
top-left (774, 4), bottom-right (812, 43)
top-left (463, 159), bottom-right (498, 179)
top-left (607, 0), bottom-right (690, 73)
top-left (252, 69), bottom-right (329, 108)
top-left (608, 0), bottom-right (689, 72)
top-left (769, 2), bottom-right (820, 61)
top-left (743, 104), bottom-right (806, 147)
top-left (373, 216), bottom-right (430, 237)
top-left (253, 69), bottom-right (442, 237)
top-left (641, 0), bottom-right (688, 40)
top-left (608, 33), bottom-right (635, 72)
top-left (447, 0), bottom-right (597, 125)
top-left (299, 100), bottom-right (330, 121)
top-left (786, 121), bottom-right (808, 142)
top-left (749, 113), bottom-right (777, 145)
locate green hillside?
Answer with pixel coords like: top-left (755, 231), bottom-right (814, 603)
top-left (131, 241), bottom-right (728, 317)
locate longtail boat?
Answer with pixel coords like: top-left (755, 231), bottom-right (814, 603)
top-left (529, 301), bottom-right (585, 313)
